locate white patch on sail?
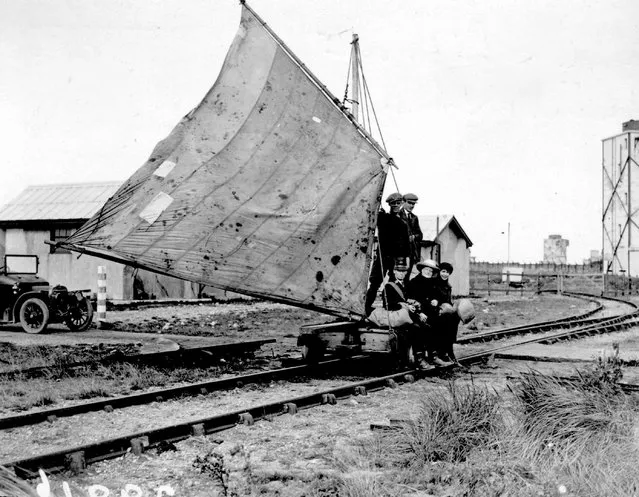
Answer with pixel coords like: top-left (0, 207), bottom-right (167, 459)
top-left (139, 192), bottom-right (174, 224)
top-left (312, 116), bottom-right (322, 123)
top-left (153, 160), bottom-right (176, 178)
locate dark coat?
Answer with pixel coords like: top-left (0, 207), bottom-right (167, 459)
top-left (403, 211), bottom-right (423, 262)
top-left (431, 277), bottom-right (452, 307)
top-left (406, 274), bottom-right (438, 318)
top-left (381, 281), bottom-right (421, 324)
top-left (383, 281), bottom-right (406, 310)
top-left (377, 210), bottom-right (410, 258)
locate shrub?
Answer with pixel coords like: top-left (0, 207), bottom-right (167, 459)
top-left (508, 365), bottom-right (639, 496)
top-left (577, 342), bottom-right (623, 393)
top-left (387, 381), bottom-right (503, 465)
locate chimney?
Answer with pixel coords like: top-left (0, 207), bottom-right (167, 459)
top-left (622, 120), bottom-right (639, 131)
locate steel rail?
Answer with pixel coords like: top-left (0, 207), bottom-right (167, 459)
top-left (458, 291), bottom-right (635, 344)
top-left (0, 338), bottom-right (275, 380)
top-left (5, 302), bottom-right (639, 478)
top-left (506, 373), bottom-right (639, 395)
top-left (0, 356), bottom-right (370, 431)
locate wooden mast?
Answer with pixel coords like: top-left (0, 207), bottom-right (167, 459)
top-left (350, 34), bottom-right (360, 123)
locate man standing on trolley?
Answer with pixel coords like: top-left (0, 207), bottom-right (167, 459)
top-left (364, 192), bottom-right (410, 316)
top-left (401, 193), bottom-right (423, 286)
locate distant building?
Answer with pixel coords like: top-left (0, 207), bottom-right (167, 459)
top-left (417, 215), bottom-right (473, 295)
top-left (583, 249), bottom-right (602, 265)
top-left (0, 182), bottom-right (207, 300)
top-left (602, 119), bottom-right (639, 276)
top-left (544, 234), bottom-right (569, 264)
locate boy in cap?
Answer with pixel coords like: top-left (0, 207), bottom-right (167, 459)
top-left (364, 192), bottom-right (410, 316)
top-left (401, 193), bottom-right (423, 286)
top-left (367, 259), bottom-right (427, 364)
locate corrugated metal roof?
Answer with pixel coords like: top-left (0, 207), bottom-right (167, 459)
top-left (418, 214), bottom-right (473, 247)
top-left (0, 182), bottom-right (122, 221)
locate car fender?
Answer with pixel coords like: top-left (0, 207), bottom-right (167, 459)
top-left (12, 291), bottom-right (50, 322)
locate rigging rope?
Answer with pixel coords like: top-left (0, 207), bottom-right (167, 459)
top-left (344, 36), bottom-right (400, 196)
top-left (342, 48), bottom-right (353, 106)
top-left (343, 35), bottom-right (406, 319)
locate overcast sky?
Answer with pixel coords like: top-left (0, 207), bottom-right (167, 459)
top-left (1, 0), bottom-right (638, 263)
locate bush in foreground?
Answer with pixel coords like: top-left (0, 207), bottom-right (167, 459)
top-left (509, 358), bottom-right (639, 496)
top-left (336, 358), bottom-right (639, 497)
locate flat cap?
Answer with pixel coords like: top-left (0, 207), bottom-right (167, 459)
top-left (394, 257), bottom-right (409, 270)
top-left (403, 193), bottom-right (418, 201)
top-left (385, 192), bottom-right (403, 203)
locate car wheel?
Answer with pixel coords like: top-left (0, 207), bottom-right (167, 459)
top-left (65, 297), bottom-right (94, 331)
top-left (19, 297), bottom-right (50, 334)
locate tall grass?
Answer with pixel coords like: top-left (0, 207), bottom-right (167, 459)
top-left (331, 381), bottom-right (509, 496)
top-left (508, 362), bottom-right (639, 496)
top-left (390, 381), bottom-right (503, 465)
top-left (334, 354), bottom-right (639, 496)
top-left (0, 466), bottom-right (37, 497)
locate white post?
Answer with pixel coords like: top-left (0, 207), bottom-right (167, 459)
top-left (97, 266), bottom-right (107, 328)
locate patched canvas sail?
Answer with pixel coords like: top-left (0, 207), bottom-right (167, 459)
top-left (59, 3), bottom-right (390, 317)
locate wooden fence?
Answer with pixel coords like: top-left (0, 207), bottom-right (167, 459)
top-left (468, 271), bottom-right (630, 296)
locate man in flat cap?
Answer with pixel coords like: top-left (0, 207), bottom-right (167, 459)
top-left (401, 193), bottom-right (423, 286)
top-left (364, 192), bottom-right (410, 315)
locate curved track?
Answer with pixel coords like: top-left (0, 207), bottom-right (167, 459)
top-left (3, 291), bottom-right (639, 478)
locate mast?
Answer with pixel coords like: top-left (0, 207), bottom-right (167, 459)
top-left (350, 34), bottom-right (360, 123)
top-left (241, 1), bottom-right (389, 160)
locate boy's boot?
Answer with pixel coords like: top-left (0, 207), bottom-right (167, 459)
top-left (432, 353), bottom-right (453, 367)
top-left (415, 353), bottom-right (429, 370)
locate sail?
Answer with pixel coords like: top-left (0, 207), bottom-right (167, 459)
top-left (59, 4), bottom-right (389, 318)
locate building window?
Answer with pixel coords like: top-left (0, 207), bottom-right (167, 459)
top-left (50, 227), bottom-right (76, 254)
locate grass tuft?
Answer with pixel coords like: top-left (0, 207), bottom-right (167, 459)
top-left (508, 359), bottom-right (639, 496)
top-left (0, 466), bottom-right (37, 497)
top-left (391, 381), bottom-right (503, 464)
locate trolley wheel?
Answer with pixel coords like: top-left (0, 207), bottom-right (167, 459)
top-left (19, 297), bottom-right (50, 334)
top-left (301, 343), bottom-right (325, 363)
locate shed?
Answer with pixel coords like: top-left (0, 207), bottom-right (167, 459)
top-left (417, 214), bottom-right (473, 296)
top-left (0, 182), bottom-right (208, 301)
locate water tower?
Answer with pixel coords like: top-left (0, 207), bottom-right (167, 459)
top-left (602, 120), bottom-right (639, 275)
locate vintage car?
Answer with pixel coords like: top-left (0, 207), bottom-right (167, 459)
top-left (0, 254), bottom-right (93, 333)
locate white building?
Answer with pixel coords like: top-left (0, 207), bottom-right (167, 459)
top-left (418, 214), bottom-right (473, 295)
top-left (0, 182), bottom-right (206, 300)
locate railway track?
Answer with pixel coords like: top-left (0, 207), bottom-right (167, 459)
top-left (0, 292), bottom-right (625, 432)
top-left (0, 338), bottom-right (276, 380)
top-left (458, 291), bottom-right (636, 344)
top-left (0, 356), bottom-right (374, 430)
top-left (3, 292), bottom-right (639, 478)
